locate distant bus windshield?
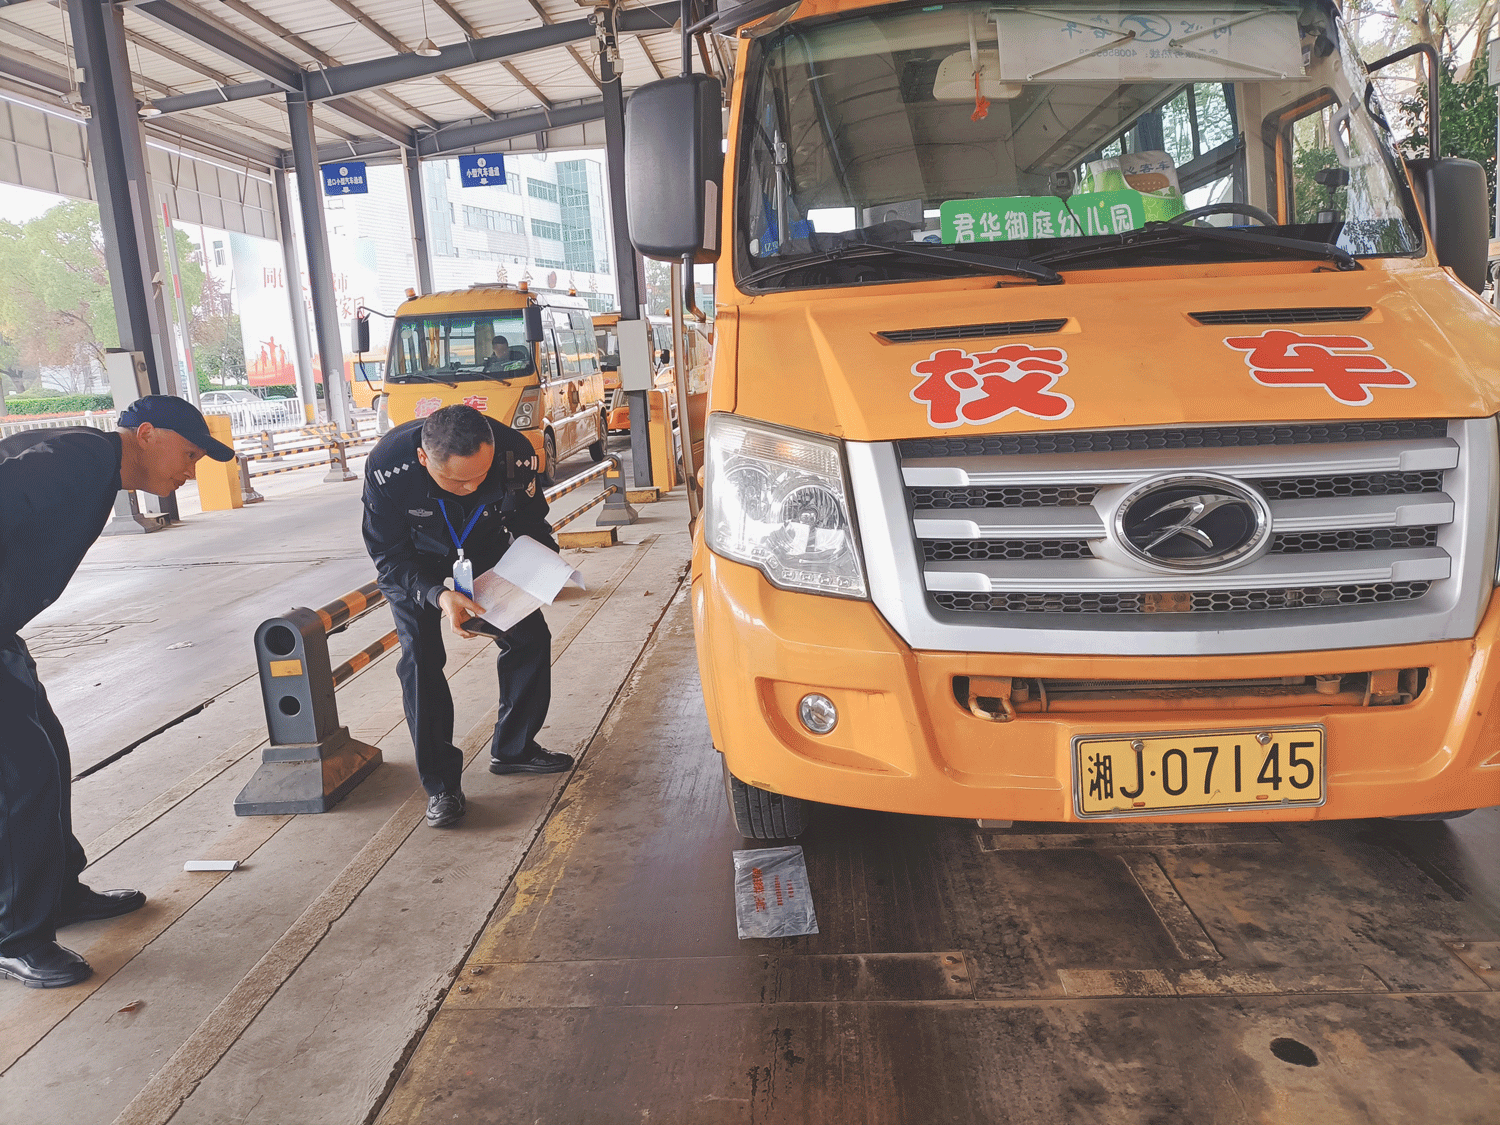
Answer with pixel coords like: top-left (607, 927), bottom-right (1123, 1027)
top-left (390, 311), bottom-right (535, 382)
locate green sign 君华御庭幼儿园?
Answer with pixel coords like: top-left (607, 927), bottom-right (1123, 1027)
top-left (939, 190), bottom-right (1184, 243)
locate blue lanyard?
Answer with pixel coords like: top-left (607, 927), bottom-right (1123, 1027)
top-left (438, 500), bottom-right (485, 558)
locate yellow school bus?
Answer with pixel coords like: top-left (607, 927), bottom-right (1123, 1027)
top-left (627, 0), bottom-right (1500, 836)
top-left (349, 355), bottom-right (385, 411)
top-left (604, 316), bottom-right (682, 433)
top-left (383, 283), bottom-right (607, 477)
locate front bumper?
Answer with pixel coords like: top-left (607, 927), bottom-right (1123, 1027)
top-left (693, 552), bottom-right (1500, 821)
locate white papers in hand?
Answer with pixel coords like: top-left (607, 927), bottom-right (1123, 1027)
top-left (472, 536), bottom-right (585, 632)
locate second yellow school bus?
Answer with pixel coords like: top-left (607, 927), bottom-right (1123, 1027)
top-left (383, 283), bottom-right (607, 478)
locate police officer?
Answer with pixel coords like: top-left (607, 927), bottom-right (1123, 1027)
top-left (0, 395), bottom-right (236, 988)
top-left (362, 404), bottom-right (572, 829)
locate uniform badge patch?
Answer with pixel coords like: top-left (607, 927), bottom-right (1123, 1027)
top-left (526, 479), bottom-right (536, 497)
top-left (408, 508), bottom-right (433, 517)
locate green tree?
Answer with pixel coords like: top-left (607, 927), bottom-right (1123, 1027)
top-left (1397, 46), bottom-right (1498, 208)
top-left (0, 201), bottom-right (118, 390)
top-left (644, 258), bottom-right (672, 316)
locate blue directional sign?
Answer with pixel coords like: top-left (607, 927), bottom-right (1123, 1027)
top-left (320, 161), bottom-right (368, 196)
top-left (458, 153), bottom-right (508, 188)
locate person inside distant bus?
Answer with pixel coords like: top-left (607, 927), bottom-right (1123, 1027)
top-left (485, 336), bottom-right (528, 373)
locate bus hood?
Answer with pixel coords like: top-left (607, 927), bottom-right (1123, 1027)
top-left (384, 380), bottom-right (528, 429)
top-left (728, 264), bottom-right (1500, 441)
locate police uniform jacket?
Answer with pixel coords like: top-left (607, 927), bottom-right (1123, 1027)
top-left (0, 427), bottom-right (123, 638)
top-left (362, 417), bottom-right (554, 610)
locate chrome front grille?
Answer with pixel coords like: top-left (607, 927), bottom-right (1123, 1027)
top-left (921, 526), bottom-right (1441, 562)
top-left (931, 582), bottom-right (1434, 614)
top-left (897, 419), bottom-right (1449, 459)
top-left (847, 417), bottom-right (1497, 656)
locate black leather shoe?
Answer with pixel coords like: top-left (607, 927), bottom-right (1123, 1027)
top-left (426, 789), bottom-right (466, 828)
top-left (0, 942), bottom-right (92, 988)
top-left (57, 886), bottom-right (147, 927)
top-left (490, 748), bottom-right (575, 775)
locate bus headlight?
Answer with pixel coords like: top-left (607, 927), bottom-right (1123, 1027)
top-left (704, 414), bottom-right (867, 599)
top-left (512, 386), bottom-right (540, 429)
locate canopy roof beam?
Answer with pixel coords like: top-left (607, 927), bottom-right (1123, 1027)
top-left (318, 0), bottom-right (497, 119)
top-left (147, 2), bottom-right (678, 114)
top-left (131, 0), bottom-right (303, 90)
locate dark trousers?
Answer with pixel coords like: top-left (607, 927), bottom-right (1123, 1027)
top-left (0, 635), bottom-right (87, 957)
top-left (388, 601), bottom-right (552, 796)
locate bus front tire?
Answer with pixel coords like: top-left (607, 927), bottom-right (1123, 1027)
top-left (588, 411), bottom-right (607, 461)
top-left (541, 430), bottom-right (558, 487)
top-left (723, 758), bottom-right (808, 840)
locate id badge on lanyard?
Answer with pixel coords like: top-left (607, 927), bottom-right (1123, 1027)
top-left (439, 500), bottom-right (485, 598)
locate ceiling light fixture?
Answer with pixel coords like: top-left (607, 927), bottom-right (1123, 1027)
top-left (415, 0), bottom-right (441, 57)
top-left (139, 100), bottom-right (162, 118)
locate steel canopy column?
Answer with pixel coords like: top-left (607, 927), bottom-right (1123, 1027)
top-left (286, 92), bottom-right (351, 433)
top-left (600, 7), bottom-right (653, 487)
top-left (404, 150), bottom-right (434, 296)
top-left (274, 167), bottom-right (320, 420)
top-left (69, 0), bottom-right (180, 398)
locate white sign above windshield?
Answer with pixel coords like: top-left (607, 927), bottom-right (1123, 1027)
top-left (992, 7), bottom-right (1304, 82)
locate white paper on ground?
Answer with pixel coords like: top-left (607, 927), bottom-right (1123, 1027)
top-left (473, 535), bottom-right (585, 632)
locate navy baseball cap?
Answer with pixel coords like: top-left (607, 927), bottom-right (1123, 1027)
top-left (118, 395), bottom-right (236, 462)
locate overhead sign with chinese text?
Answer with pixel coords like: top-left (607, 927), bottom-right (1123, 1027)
top-left (992, 8), bottom-right (1303, 82)
top-left (321, 161), bottom-right (368, 195)
top-left (458, 154), bottom-right (508, 187)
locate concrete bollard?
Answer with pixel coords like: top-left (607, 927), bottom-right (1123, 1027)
top-left (597, 458), bottom-right (639, 526)
top-left (235, 608), bottom-right (381, 815)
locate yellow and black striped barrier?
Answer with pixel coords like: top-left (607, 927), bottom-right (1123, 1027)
top-left (331, 630), bottom-right (401, 687)
top-left (315, 580), bottom-right (384, 634)
top-left (544, 455), bottom-right (637, 532)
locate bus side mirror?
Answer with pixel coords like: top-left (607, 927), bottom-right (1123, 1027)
top-left (352, 313), bottom-right (370, 353)
top-left (1407, 157), bottom-right (1489, 293)
top-left (625, 75), bottom-right (723, 262)
top-left (524, 305), bottom-right (544, 343)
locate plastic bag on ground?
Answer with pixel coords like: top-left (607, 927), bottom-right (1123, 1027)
top-left (733, 846), bottom-right (819, 939)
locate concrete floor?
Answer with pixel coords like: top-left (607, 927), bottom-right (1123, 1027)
top-left (2, 434), bottom-right (1498, 1125)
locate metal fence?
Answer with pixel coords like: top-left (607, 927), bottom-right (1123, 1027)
top-left (0, 411), bottom-right (119, 441)
top-left (0, 401), bottom-right (369, 443)
top-left (201, 398), bottom-right (308, 437)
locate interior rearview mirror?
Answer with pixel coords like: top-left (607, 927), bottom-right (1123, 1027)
top-left (1406, 157), bottom-right (1489, 293)
top-left (524, 305), bottom-right (544, 344)
top-left (625, 75), bottom-right (724, 262)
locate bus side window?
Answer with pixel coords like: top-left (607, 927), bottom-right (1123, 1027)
top-left (536, 328), bottom-right (556, 381)
top-left (569, 310), bottom-right (599, 374)
top-left (552, 313), bottom-right (583, 380)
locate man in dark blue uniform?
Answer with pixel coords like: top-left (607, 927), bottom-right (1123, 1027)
top-left (0, 396), bottom-right (235, 988)
top-left (362, 404), bottom-right (572, 829)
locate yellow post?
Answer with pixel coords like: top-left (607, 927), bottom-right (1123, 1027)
top-left (647, 388), bottom-right (677, 492)
top-left (196, 414), bottom-right (243, 511)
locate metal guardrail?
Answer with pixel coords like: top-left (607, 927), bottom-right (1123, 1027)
top-left (545, 455), bottom-right (638, 531)
top-left (0, 410), bottom-right (119, 440)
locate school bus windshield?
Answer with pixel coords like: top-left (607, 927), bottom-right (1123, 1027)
top-left (735, 0), bottom-right (1424, 291)
top-left (389, 311), bottom-right (535, 382)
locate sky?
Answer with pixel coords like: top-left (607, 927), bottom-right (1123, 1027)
top-left (0, 181), bottom-right (74, 224)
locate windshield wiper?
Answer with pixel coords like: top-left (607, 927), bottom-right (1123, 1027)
top-left (740, 240), bottom-right (1062, 288)
top-left (389, 372), bottom-right (459, 387)
top-left (1037, 222), bottom-right (1360, 271)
